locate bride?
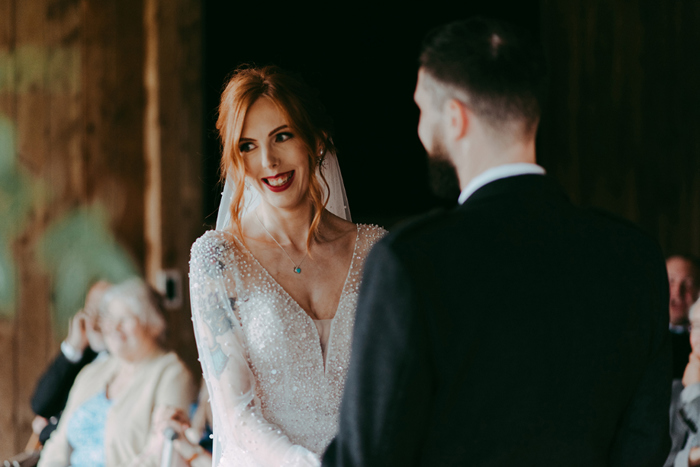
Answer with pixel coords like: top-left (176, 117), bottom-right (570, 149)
top-left (189, 66), bottom-right (385, 467)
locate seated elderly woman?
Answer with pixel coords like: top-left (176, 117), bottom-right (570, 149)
top-left (675, 297), bottom-right (700, 467)
top-left (38, 278), bottom-right (196, 467)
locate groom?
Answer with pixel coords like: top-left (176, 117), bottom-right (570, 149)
top-left (323, 17), bottom-right (671, 466)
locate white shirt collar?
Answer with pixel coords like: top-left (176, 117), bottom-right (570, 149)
top-left (458, 163), bottom-right (546, 205)
top-left (669, 323), bottom-right (690, 334)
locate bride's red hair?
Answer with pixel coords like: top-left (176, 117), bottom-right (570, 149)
top-left (216, 66), bottom-right (336, 248)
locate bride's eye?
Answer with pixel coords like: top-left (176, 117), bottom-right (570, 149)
top-left (274, 132), bottom-right (293, 143)
top-left (239, 142), bottom-right (255, 153)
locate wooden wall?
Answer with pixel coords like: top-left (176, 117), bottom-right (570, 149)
top-left (2, 0), bottom-right (698, 459)
top-left (0, 0), bottom-right (202, 458)
top-left (539, 0), bottom-right (700, 256)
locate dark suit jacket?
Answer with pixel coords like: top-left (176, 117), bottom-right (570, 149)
top-left (31, 347), bottom-right (96, 443)
top-left (323, 175), bottom-right (671, 467)
top-left (670, 330), bottom-right (692, 379)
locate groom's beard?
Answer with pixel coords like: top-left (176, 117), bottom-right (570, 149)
top-left (426, 132), bottom-right (461, 200)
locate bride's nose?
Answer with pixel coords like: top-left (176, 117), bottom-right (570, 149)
top-left (261, 145), bottom-right (280, 169)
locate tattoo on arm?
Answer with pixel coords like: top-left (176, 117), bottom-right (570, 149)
top-left (208, 343), bottom-right (229, 378)
top-left (202, 294), bottom-right (235, 336)
top-left (202, 295), bottom-right (238, 378)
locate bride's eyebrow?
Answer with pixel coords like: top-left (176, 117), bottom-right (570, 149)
top-left (240, 124), bottom-right (288, 142)
top-left (268, 124), bottom-right (288, 136)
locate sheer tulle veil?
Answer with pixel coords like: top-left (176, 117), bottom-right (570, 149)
top-left (215, 150), bottom-right (352, 230)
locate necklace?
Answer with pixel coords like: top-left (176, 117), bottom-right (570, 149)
top-left (255, 212), bottom-right (308, 274)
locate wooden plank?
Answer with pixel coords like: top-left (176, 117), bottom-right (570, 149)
top-left (13, 0), bottom-right (52, 454)
top-left (152, 0), bottom-right (204, 375)
top-left (83, 0), bottom-right (146, 271)
top-left (147, 0), bottom-right (203, 377)
top-left (46, 0), bottom-right (82, 203)
top-left (1, 0), bottom-right (154, 456)
top-left (0, 321), bottom-right (15, 459)
top-left (44, 0), bottom-right (82, 377)
top-left (0, 0), bottom-right (17, 458)
top-left (144, 0), bottom-right (162, 286)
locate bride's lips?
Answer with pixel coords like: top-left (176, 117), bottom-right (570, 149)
top-left (262, 170), bottom-right (295, 193)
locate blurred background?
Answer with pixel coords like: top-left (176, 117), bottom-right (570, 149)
top-left (0, 0), bottom-right (698, 457)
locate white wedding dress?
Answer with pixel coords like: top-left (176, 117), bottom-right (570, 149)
top-left (189, 224), bottom-right (386, 467)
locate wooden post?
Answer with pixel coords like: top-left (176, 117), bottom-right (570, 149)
top-left (13, 0), bottom-right (53, 453)
top-left (0, 0), bottom-right (17, 456)
top-left (143, 0), bottom-right (203, 376)
top-left (83, 0), bottom-right (146, 268)
top-left (144, 0), bottom-right (162, 286)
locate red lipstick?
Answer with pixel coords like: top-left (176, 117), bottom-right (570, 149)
top-left (262, 170), bottom-right (295, 193)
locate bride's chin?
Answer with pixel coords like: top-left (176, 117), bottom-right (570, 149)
top-left (260, 190), bottom-right (311, 212)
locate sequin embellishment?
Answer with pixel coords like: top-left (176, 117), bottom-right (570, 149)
top-left (190, 224), bottom-right (387, 465)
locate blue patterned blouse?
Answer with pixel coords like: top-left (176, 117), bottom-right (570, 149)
top-left (66, 390), bottom-right (112, 467)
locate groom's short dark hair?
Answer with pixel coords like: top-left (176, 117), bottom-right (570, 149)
top-left (419, 17), bottom-right (548, 135)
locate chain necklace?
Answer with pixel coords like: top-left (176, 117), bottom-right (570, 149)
top-left (255, 211), bottom-right (309, 274)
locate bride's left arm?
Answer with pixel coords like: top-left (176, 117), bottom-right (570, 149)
top-left (189, 233), bottom-right (320, 467)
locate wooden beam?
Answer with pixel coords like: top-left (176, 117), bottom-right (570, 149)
top-left (83, 0), bottom-right (146, 270)
top-left (13, 0), bottom-right (52, 454)
top-left (143, 0), bottom-right (203, 377)
top-left (144, 0), bottom-right (162, 286)
top-left (0, 321), bottom-right (15, 458)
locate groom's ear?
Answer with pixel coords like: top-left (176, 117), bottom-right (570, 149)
top-left (445, 98), bottom-right (470, 141)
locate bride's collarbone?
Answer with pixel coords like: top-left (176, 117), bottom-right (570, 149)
top-left (245, 228), bottom-right (356, 320)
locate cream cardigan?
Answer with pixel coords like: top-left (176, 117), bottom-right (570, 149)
top-left (38, 350), bottom-right (195, 467)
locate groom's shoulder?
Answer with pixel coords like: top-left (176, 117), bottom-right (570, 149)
top-left (379, 208), bottom-right (462, 253)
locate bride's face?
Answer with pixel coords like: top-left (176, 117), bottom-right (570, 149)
top-left (239, 97), bottom-right (311, 211)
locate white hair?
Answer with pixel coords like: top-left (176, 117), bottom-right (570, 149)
top-left (99, 278), bottom-right (167, 343)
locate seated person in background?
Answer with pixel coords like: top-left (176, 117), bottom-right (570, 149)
top-left (666, 255), bottom-right (700, 466)
top-left (668, 255), bottom-right (700, 377)
top-left (673, 298), bottom-right (700, 466)
top-left (38, 278), bottom-right (196, 467)
top-left (31, 280), bottom-right (111, 445)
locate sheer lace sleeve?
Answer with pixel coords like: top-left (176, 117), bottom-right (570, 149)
top-left (189, 232), bottom-right (320, 467)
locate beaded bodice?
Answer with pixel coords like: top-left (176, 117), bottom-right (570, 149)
top-left (189, 223), bottom-right (386, 466)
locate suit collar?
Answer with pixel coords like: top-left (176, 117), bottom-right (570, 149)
top-left (458, 163), bottom-right (546, 204)
top-left (457, 174), bottom-right (567, 209)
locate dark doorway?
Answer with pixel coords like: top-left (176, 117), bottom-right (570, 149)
top-left (203, 2), bottom-right (540, 228)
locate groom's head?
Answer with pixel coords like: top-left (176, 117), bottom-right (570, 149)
top-left (414, 17), bottom-right (547, 194)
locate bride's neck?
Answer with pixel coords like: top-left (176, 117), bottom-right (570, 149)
top-left (255, 201), bottom-right (316, 248)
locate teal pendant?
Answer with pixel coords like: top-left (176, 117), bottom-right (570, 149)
top-left (294, 267), bottom-right (302, 274)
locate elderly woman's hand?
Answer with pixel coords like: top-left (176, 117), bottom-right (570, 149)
top-left (150, 405), bottom-right (212, 466)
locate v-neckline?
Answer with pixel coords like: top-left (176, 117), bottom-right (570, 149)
top-left (230, 224), bottom-right (360, 324)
